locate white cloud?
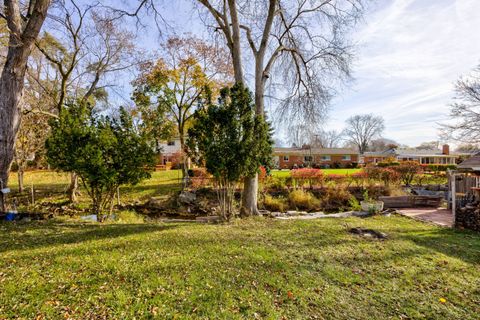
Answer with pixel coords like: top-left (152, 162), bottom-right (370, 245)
top-left (329, 0), bottom-right (480, 146)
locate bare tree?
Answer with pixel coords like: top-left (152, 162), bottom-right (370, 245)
top-left (288, 125), bottom-right (342, 149)
top-left (343, 114), bottom-right (385, 154)
top-left (287, 123), bottom-right (311, 147)
top-left (195, 0), bottom-right (363, 215)
top-left (0, 0), bottom-right (52, 209)
top-left (312, 129), bottom-right (343, 148)
top-left (441, 64), bottom-right (480, 143)
top-left (415, 141), bottom-right (439, 150)
top-left (33, 0), bottom-right (140, 202)
top-left (368, 138), bottom-right (399, 152)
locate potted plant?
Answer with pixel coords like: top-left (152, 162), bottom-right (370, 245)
top-left (360, 190), bottom-right (384, 213)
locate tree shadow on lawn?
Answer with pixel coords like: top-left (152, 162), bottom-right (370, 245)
top-left (396, 227), bottom-right (480, 265)
top-left (11, 183), bottom-right (182, 207)
top-left (0, 222), bottom-right (177, 254)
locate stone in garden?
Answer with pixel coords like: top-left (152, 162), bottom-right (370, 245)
top-left (178, 191), bottom-right (196, 204)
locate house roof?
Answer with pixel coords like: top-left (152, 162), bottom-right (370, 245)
top-left (274, 147), bottom-right (358, 155)
top-left (364, 148), bottom-right (462, 158)
top-left (458, 153), bottom-right (480, 171)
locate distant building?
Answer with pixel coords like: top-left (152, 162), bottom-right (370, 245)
top-left (157, 137), bottom-right (183, 168)
top-left (273, 147), bottom-right (359, 169)
top-left (362, 144), bottom-right (466, 165)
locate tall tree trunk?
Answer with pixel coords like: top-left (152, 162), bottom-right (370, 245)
top-left (0, 0), bottom-right (51, 210)
top-left (68, 172), bottom-right (79, 203)
top-left (227, 0), bottom-right (245, 83)
top-left (17, 165), bottom-right (24, 193)
top-left (0, 55), bottom-right (25, 210)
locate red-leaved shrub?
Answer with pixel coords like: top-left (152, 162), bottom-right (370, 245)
top-left (190, 168), bottom-right (212, 189)
top-left (291, 168), bottom-right (323, 188)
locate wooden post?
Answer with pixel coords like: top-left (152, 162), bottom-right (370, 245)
top-left (0, 179), bottom-right (5, 213)
top-left (116, 187), bottom-right (121, 206)
top-left (31, 183), bottom-right (35, 205)
top-left (452, 173), bottom-right (456, 225)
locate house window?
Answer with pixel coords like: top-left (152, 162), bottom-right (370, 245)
top-left (304, 156), bottom-right (313, 162)
top-left (283, 156), bottom-right (289, 162)
top-left (167, 141), bottom-right (175, 146)
top-left (342, 155), bottom-right (351, 161)
top-left (320, 155), bottom-right (331, 161)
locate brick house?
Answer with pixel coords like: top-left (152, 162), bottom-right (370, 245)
top-left (361, 144), bottom-right (463, 165)
top-left (273, 147), bottom-right (359, 169)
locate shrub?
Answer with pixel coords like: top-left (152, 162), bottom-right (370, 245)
top-left (364, 166), bottom-right (400, 186)
top-left (377, 157), bottom-right (400, 167)
top-left (263, 195), bottom-right (288, 212)
top-left (394, 161), bottom-right (422, 185)
top-left (331, 161), bottom-right (341, 168)
top-left (263, 176), bottom-right (287, 191)
top-left (348, 196), bottom-right (361, 211)
top-left (349, 171), bottom-right (368, 187)
top-left (288, 189), bottom-right (321, 211)
top-left (259, 166), bottom-right (268, 181)
top-left (319, 186), bottom-right (354, 211)
top-left (291, 168), bottom-right (323, 189)
top-left (46, 104), bottom-right (155, 216)
top-left (325, 174), bottom-right (346, 184)
top-left (421, 164), bottom-right (457, 172)
top-left (116, 210), bottom-right (145, 224)
top-left (379, 168), bottom-right (400, 186)
top-left (186, 84), bottom-right (273, 219)
top-left (190, 168), bottom-right (212, 189)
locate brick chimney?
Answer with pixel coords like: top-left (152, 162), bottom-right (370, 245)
top-left (442, 144), bottom-right (450, 155)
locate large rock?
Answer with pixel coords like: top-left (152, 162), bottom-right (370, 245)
top-left (178, 191), bottom-right (196, 205)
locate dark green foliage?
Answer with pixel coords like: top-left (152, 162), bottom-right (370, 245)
top-left (186, 84), bottom-right (273, 218)
top-left (46, 104), bottom-right (155, 215)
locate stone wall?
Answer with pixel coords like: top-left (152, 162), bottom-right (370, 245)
top-left (455, 203), bottom-right (480, 231)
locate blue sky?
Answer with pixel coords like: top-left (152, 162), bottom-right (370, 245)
top-left (328, 0), bottom-right (480, 146)
top-left (118, 0), bottom-right (480, 147)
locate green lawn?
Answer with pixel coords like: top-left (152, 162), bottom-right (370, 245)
top-left (1, 217), bottom-right (479, 319)
top-left (271, 168), bottom-right (362, 178)
top-left (8, 170), bottom-right (183, 208)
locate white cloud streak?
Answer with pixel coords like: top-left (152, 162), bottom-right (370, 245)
top-left (328, 0), bottom-right (480, 146)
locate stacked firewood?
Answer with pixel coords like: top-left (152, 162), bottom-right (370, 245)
top-left (456, 202), bottom-right (480, 231)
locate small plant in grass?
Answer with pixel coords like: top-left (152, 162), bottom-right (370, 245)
top-left (360, 190), bottom-right (384, 213)
top-left (348, 196), bottom-right (361, 211)
top-left (288, 189), bottom-right (321, 211)
top-left (46, 104), bottom-right (155, 218)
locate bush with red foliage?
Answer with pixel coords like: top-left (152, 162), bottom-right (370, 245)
top-left (291, 168), bottom-right (324, 188)
top-left (394, 161), bottom-right (423, 185)
top-left (325, 174), bottom-right (346, 184)
top-left (259, 166), bottom-right (267, 181)
top-left (349, 171), bottom-right (368, 187)
top-left (190, 168), bottom-right (212, 189)
top-left (364, 166), bottom-right (400, 186)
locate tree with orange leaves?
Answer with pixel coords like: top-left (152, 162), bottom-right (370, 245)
top-left (132, 36), bottom-right (233, 180)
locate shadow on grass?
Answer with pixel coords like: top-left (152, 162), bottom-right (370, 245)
top-left (11, 183), bottom-right (182, 206)
top-left (398, 227), bottom-right (480, 265)
top-left (0, 222), bottom-right (176, 253)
